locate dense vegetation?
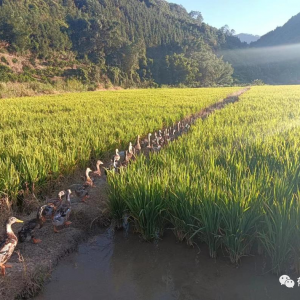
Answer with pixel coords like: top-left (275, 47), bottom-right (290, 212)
top-left (0, 0), bottom-right (242, 88)
top-left (108, 86), bottom-right (300, 274)
top-left (0, 87), bottom-right (238, 203)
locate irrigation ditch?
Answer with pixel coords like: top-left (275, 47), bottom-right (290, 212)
top-left (0, 87), bottom-right (250, 300)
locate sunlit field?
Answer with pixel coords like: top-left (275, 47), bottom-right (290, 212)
top-left (0, 87), bottom-right (239, 202)
top-left (108, 85), bottom-right (300, 274)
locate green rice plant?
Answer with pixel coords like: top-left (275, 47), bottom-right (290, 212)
top-left (125, 179), bottom-right (167, 241)
top-left (107, 171), bottom-right (129, 227)
top-left (220, 189), bottom-right (261, 264)
top-left (197, 189), bottom-right (223, 258)
top-left (258, 196), bottom-right (298, 275)
top-left (291, 192), bottom-right (300, 274)
top-left (167, 186), bottom-right (201, 246)
top-left (108, 85), bottom-right (300, 270)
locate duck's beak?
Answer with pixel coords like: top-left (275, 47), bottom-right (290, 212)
top-left (16, 219), bottom-right (24, 223)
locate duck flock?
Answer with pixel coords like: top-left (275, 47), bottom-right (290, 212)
top-left (0, 119), bottom-right (193, 276)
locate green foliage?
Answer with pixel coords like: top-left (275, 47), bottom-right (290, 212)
top-left (0, 56), bottom-right (8, 64)
top-left (251, 79), bottom-right (265, 86)
top-left (0, 64), bottom-right (13, 82)
top-left (0, 0), bottom-right (240, 87)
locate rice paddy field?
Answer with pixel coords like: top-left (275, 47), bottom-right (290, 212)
top-left (107, 85), bottom-right (300, 275)
top-left (2, 85), bottom-right (300, 277)
top-left (0, 87), bottom-right (238, 202)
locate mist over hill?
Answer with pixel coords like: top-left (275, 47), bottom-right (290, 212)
top-left (223, 13), bottom-right (300, 85)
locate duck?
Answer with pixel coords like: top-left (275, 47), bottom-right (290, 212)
top-left (52, 189), bottom-right (72, 233)
top-left (125, 150), bottom-right (132, 164)
top-left (112, 158), bottom-right (119, 173)
top-left (83, 168), bottom-right (94, 187)
top-left (39, 203), bottom-right (56, 225)
top-left (135, 135), bottom-right (141, 152)
top-left (75, 185), bottom-right (89, 203)
top-left (114, 149), bottom-right (121, 162)
top-left (46, 190), bottom-right (65, 207)
top-left (0, 217), bottom-right (23, 276)
top-left (128, 142), bottom-right (133, 155)
top-left (177, 121), bottom-right (181, 133)
top-left (39, 190), bottom-right (65, 225)
top-left (92, 160), bottom-right (104, 177)
top-left (18, 206), bottom-right (44, 244)
top-left (146, 133), bottom-right (152, 148)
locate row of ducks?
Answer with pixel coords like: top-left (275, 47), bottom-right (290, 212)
top-left (0, 119), bottom-right (193, 276)
top-left (0, 190), bottom-right (72, 275)
top-left (111, 120), bottom-right (192, 171)
top-left (0, 160), bottom-right (104, 276)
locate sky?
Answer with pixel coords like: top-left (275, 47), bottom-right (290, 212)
top-left (167, 0), bottom-right (300, 36)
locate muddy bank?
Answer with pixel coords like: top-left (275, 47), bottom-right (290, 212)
top-left (35, 231), bottom-right (298, 300)
top-left (0, 176), bottom-right (109, 300)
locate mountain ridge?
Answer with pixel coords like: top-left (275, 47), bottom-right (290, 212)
top-left (235, 33), bottom-right (260, 44)
top-left (251, 12), bottom-right (300, 47)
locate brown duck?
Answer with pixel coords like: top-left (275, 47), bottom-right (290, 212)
top-left (0, 217), bottom-right (23, 276)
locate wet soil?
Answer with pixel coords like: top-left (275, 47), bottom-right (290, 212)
top-left (35, 231), bottom-right (299, 300)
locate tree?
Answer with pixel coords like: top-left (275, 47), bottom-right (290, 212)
top-left (189, 11), bottom-right (204, 24)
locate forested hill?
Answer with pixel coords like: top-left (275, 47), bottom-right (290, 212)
top-left (0, 0), bottom-right (244, 88)
top-left (251, 13), bottom-right (300, 47)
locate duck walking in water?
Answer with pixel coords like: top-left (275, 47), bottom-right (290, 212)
top-left (0, 217), bottom-right (23, 276)
top-left (52, 189), bottom-right (72, 233)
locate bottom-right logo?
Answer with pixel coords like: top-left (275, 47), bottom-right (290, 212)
top-left (279, 275), bottom-right (296, 288)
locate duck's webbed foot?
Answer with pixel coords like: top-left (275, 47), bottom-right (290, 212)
top-left (54, 226), bottom-right (60, 233)
top-left (32, 237), bottom-right (42, 244)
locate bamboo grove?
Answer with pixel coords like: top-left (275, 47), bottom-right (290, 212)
top-left (107, 86), bottom-right (300, 274)
top-left (0, 87), bottom-right (238, 202)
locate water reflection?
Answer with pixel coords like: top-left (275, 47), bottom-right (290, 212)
top-left (35, 231), bottom-right (299, 300)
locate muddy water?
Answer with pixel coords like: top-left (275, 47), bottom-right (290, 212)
top-left (35, 231), bottom-right (299, 300)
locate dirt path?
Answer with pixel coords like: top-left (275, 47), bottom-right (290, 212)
top-left (0, 87), bottom-right (250, 300)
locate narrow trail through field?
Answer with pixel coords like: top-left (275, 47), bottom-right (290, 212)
top-left (0, 87), bottom-right (250, 300)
